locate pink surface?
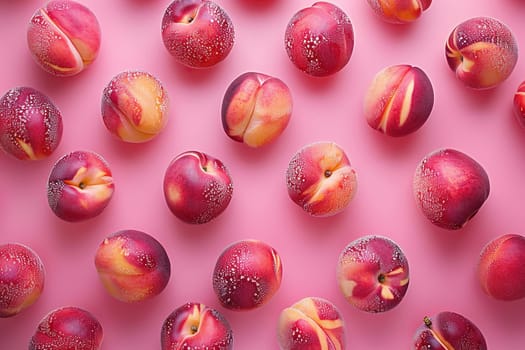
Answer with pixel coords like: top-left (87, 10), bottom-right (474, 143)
top-left (1, 0), bottom-right (525, 348)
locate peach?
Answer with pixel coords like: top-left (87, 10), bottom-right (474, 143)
top-left (284, 2), bottom-right (354, 77)
top-left (366, 0), bottom-right (431, 24)
top-left (277, 297), bottom-right (345, 350)
top-left (212, 239), bottom-right (282, 310)
top-left (0, 243), bottom-right (45, 318)
top-left (94, 229), bottom-right (171, 303)
top-left (161, 0), bottom-right (235, 68)
top-left (286, 141), bottom-right (357, 217)
top-left (164, 150), bottom-right (233, 224)
top-left (161, 302), bottom-right (233, 350)
top-left (0, 87), bottom-right (63, 160)
top-left (446, 17), bottom-right (518, 89)
top-left (27, 0), bottom-right (101, 77)
top-left (364, 64), bottom-right (434, 137)
top-left (337, 235), bottom-right (409, 313)
top-left (478, 233), bottom-right (525, 301)
top-left (413, 148), bottom-right (490, 230)
top-left (47, 151), bottom-right (114, 222)
top-left (513, 81), bottom-right (525, 128)
top-left (413, 311), bottom-right (487, 349)
top-left (101, 71), bottom-right (169, 143)
top-left (221, 72), bottom-right (293, 148)
top-left (29, 306), bottom-right (103, 350)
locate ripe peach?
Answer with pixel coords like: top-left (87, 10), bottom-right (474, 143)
top-left (161, 0), bottom-right (235, 68)
top-left (161, 302), bottom-right (233, 350)
top-left (366, 0), bottom-right (431, 24)
top-left (0, 87), bottom-right (63, 160)
top-left (413, 148), bottom-right (490, 230)
top-left (413, 311), bottom-right (487, 349)
top-left (47, 151), bottom-right (114, 222)
top-left (164, 150), bottom-right (233, 224)
top-left (277, 297), bottom-right (345, 350)
top-left (212, 239), bottom-right (282, 310)
top-left (101, 71), bottom-right (169, 143)
top-left (94, 229), bottom-right (171, 303)
top-left (478, 233), bottom-right (525, 301)
top-left (446, 17), bottom-right (518, 89)
top-left (337, 235), bottom-right (409, 313)
top-left (284, 2), bottom-right (354, 77)
top-left (513, 81), bottom-right (525, 128)
top-left (29, 306), bottom-right (103, 350)
top-left (0, 243), bottom-right (45, 318)
top-left (27, 0), bottom-right (101, 77)
top-left (286, 141), bottom-right (357, 217)
top-left (221, 72), bottom-right (293, 148)
top-left (364, 64), bottom-right (434, 137)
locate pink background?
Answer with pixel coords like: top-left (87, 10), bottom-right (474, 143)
top-left (1, 0), bottom-right (525, 348)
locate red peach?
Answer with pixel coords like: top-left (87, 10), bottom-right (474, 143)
top-left (0, 87), bottom-right (63, 160)
top-left (413, 148), bottom-right (490, 230)
top-left (101, 71), bottom-right (169, 143)
top-left (27, 0), bottom-right (101, 77)
top-left (337, 235), bottom-right (409, 313)
top-left (0, 243), bottom-right (45, 318)
top-left (478, 233), bottom-right (525, 301)
top-left (413, 311), bottom-right (487, 350)
top-left (366, 0), bottom-right (432, 24)
top-left (94, 230), bottom-right (171, 303)
top-left (286, 141), bottom-right (357, 217)
top-left (221, 72), bottom-right (293, 148)
top-left (161, 302), bottom-right (233, 350)
top-left (446, 17), bottom-right (518, 89)
top-left (284, 2), bottom-right (354, 77)
top-left (164, 150), bottom-right (233, 224)
top-left (29, 306), bottom-right (103, 350)
top-left (47, 151), bottom-right (114, 222)
top-left (513, 81), bottom-right (525, 128)
top-left (277, 297), bottom-right (345, 350)
top-left (161, 0), bottom-right (235, 68)
top-left (212, 239), bottom-right (282, 310)
top-left (364, 64), bottom-right (434, 137)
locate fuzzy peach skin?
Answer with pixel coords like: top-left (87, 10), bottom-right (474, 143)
top-left (161, 0), bottom-right (235, 68)
top-left (101, 71), bottom-right (169, 143)
top-left (446, 17), bottom-right (518, 89)
top-left (285, 2), bottom-right (354, 77)
top-left (0, 243), bottom-right (45, 318)
top-left (513, 81), bottom-right (525, 128)
top-left (47, 151), bottom-right (114, 222)
top-left (164, 150), bottom-right (233, 224)
top-left (286, 141), bottom-right (357, 217)
top-left (221, 72), bottom-right (293, 148)
top-left (29, 306), bottom-right (103, 350)
top-left (212, 239), bottom-right (282, 310)
top-left (364, 64), bottom-right (434, 137)
top-left (27, 0), bottom-right (101, 77)
top-left (0, 87), bottom-right (63, 160)
top-left (161, 302), bottom-right (234, 350)
top-left (413, 311), bottom-right (487, 350)
top-left (94, 230), bottom-right (171, 303)
top-left (277, 297), bottom-right (345, 350)
top-left (337, 235), bottom-right (409, 313)
top-left (366, 0), bottom-right (431, 24)
top-left (413, 148), bottom-right (490, 230)
top-left (477, 233), bottom-right (525, 301)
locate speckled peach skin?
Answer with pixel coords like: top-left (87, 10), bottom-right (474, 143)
top-left (161, 0), bottom-right (235, 68)
top-left (446, 17), bottom-right (518, 89)
top-left (366, 0), bottom-right (432, 24)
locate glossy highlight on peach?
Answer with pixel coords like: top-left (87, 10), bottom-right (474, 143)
top-left (27, 0), bottom-right (101, 77)
top-left (222, 72), bottom-right (293, 148)
top-left (367, 0), bottom-right (432, 24)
